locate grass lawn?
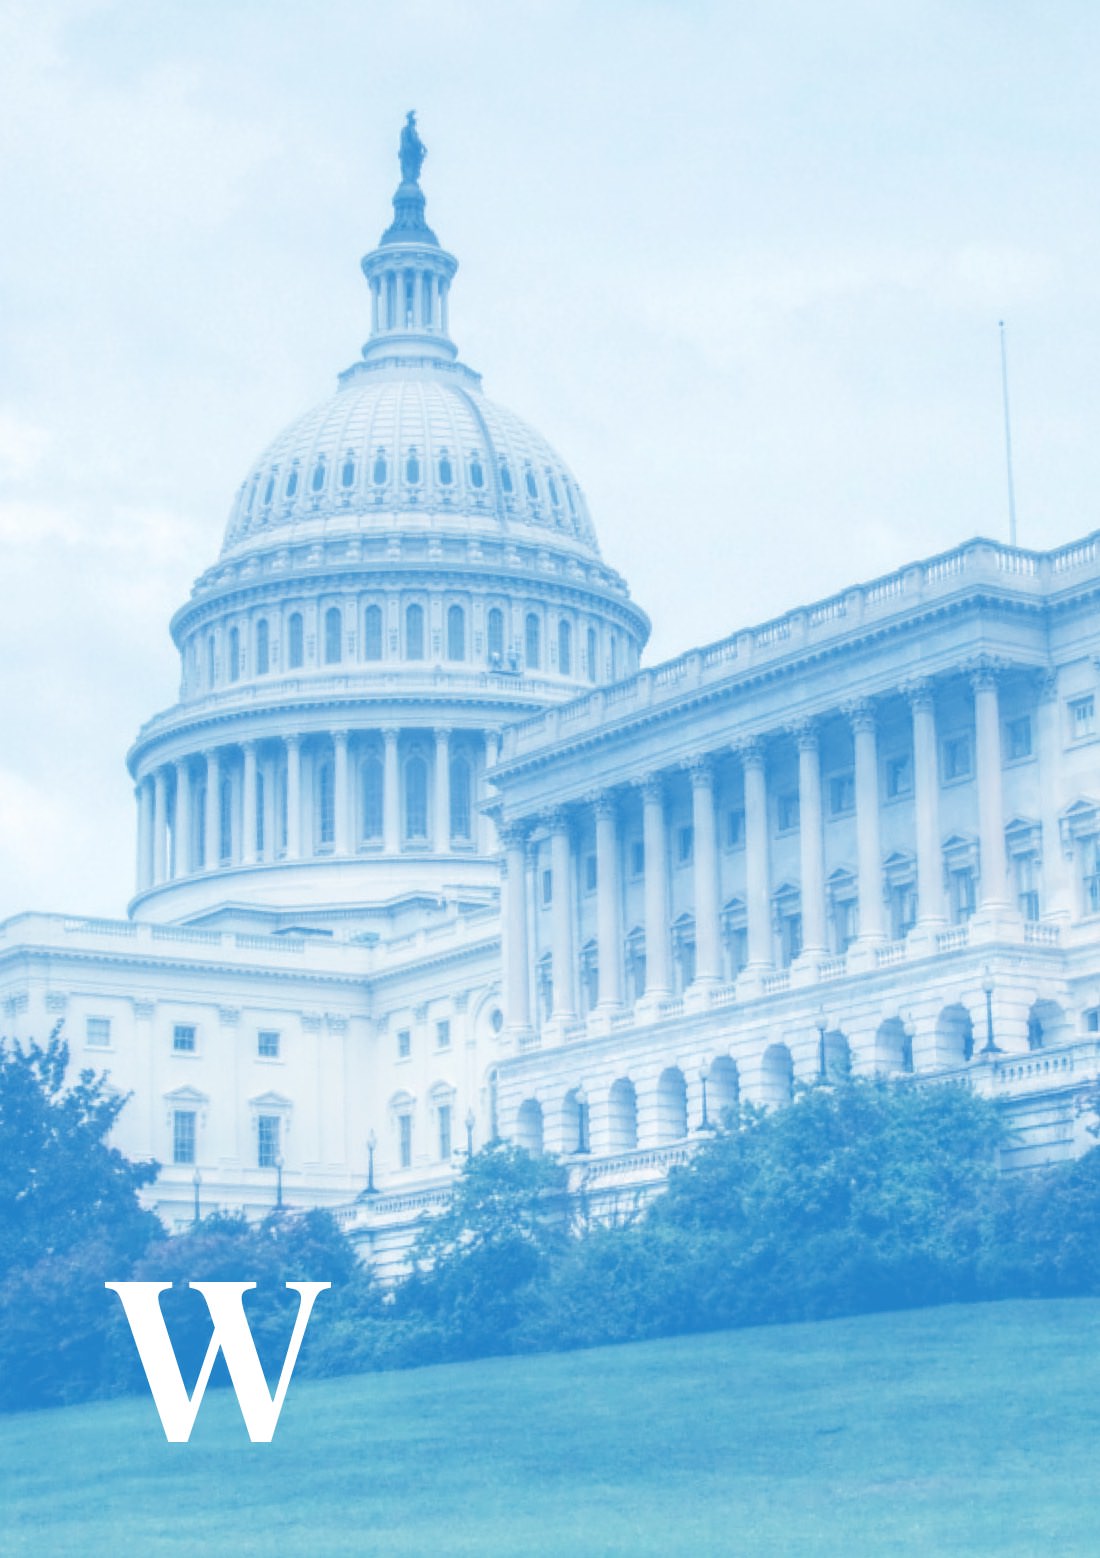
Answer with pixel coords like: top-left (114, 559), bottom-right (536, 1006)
top-left (2, 1298), bottom-right (1099, 1556)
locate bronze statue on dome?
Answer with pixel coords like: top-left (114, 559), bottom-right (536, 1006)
top-left (399, 111), bottom-right (427, 184)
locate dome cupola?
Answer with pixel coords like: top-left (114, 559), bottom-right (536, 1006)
top-left (127, 118), bottom-right (648, 928)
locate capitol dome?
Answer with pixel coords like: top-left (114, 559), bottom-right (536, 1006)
top-left (127, 115), bottom-right (648, 927)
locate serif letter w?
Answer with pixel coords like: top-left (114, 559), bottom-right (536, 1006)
top-left (105, 1280), bottom-right (330, 1442)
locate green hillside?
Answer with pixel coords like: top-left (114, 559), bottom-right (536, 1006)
top-left (3, 1299), bottom-right (1098, 1557)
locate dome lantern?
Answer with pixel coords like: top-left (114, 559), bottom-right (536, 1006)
top-left (360, 112), bottom-right (459, 367)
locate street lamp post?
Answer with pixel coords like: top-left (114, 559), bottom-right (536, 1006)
top-left (192, 1166), bottom-right (202, 1226)
top-left (465, 1108), bottom-right (475, 1159)
top-left (275, 1153), bottom-right (284, 1211)
top-left (816, 1008), bottom-right (828, 1081)
top-left (698, 1062), bottom-right (713, 1131)
top-left (980, 967), bottom-right (1002, 1056)
top-left (365, 1129), bottom-right (378, 1195)
top-left (574, 1085), bottom-right (588, 1154)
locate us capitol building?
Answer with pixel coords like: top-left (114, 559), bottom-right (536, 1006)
top-left (4, 119), bottom-right (1100, 1269)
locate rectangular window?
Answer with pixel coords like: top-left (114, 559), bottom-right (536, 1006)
top-left (438, 1104), bottom-right (452, 1160)
top-left (397, 1028), bottom-right (411, 1059)
top-left (950, 868), bottom-right (976, 923)
top-left (584, 853), bottom-right (597, 893)
top-left (541, 868), bottom-right (553, 906)
top-left (677, 824), bottom-right (694, 864)
top-left (85, 1016), bottom-right (111, 1049)
top-left (398, 1114), bottom-right (413, 1169)
top-left (1015, 855), bottom-right (1040, 922)
top-left (725, 809), bottom-right (745, 848)
top-left (1006, 715), bottom-right (1032, 761)
top-left (172, 1024), bottom-right (196, 1054)
top-left (781, 912), bottom-right (802, 966)
top-left (777, 793), bottom-right (799, 832)
top-left (828, 774), bottom-right (855, 816)
top-left (1085, 839), bottom-right (1100, 915)
top-left (257, 1029), bottom-right (280, 1059)
top-left (890, 883), bottom-right (917, 939)
top-left (885, 754), bottom-right (912, 799)
top-left (435, 1019), bottom-right (451, 1051)
top-left (942, 734), bottom-right (973, 782)
top-left (1070, 695), bottom-right (1096, 740)
top-left (172, 1109), bottom-right (196, 1166)
top-left (629, 839), bottom-right (645, 877)
top-left (257, 1114), bottom-right (280, 1168)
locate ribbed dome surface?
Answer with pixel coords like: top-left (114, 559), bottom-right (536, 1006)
top-left (222, 364), bottom-right (601, 559)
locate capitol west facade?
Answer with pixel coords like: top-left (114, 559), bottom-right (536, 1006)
top-left (4, 125), bottom-right (1100, 1269)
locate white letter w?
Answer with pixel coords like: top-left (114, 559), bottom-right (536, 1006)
top-left (105, 1281), bottom-right (330, 1442)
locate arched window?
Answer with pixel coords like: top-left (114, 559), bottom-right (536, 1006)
top-left (317, 759), bottom-right (335, 847)
top-left (310, 458), bottom-right (326, 494)
top-left (449, 756), bottom-right (471, 841)
top-left (372, 450), bottom-right (388, 485)
top-left (324, 606), bottom-right (342, 665)
top-left (406, 603), bottom-right (424, 660)
top-left (287, 612), bottom-right (304, 670)
top-left (341, 452), bottom-right (356, 488)
top-left (469, 456), bottom-right (485, 489)
top-left (255, 619), bottom-right (269, 676)
top-left (547, 474), bottom-right (560, 507)
top-left (558, 618), bottom-right (572, 676)
top-left (525, 467), bottom-right (538, 500)
top-left (438, 453), bottom-right (453, 486)
top-left (447, 604), bottom-right (465, 662)
top-left (361, 757), bottom-right (383, 841)
top-left (564, 478), bottom-right (577, 516)
top-left (404, 755), bottom-right (428, 841)
top-left (285, 464), bottom-right (299, 499)
top-left (363, 604), bottom-right (383, 661)
top-left (586, 626), bottom-right (597, 682)
top-left (525, 612), bottom-right (541, 669)
top-left (487, 607), bottom-right (504, 663)
top-left (405, 449), bottom-right (420, 484)
top-left (499, 461), bottom-right (514, 494)
top-left (206, 634), bottom-right (216, 688)
top-left (228, 627), bottom-right (241, 683)
top-left (263, 473), bottom-right (275, 506)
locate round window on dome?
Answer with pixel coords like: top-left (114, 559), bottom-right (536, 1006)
top-left (285, 466), bottom-right (299, 499)
top-left (469, 457), bottom-right (485, 490)
top-left (372, 451), bottom-right (388, 485)
top-left (438, 454), bottom-right (453, 486)
top-left (406, 451), bottom-right (421, 484)
top-left (500, 461), bottom-right (514, 494)
top-left (311, 459), bottom-right (326, 493)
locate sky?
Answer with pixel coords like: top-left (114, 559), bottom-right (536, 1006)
top-left (1, 0), bottom-right (1099, 921)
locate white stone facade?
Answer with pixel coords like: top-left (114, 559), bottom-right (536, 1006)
top-left (4, 128), bottom-right (1100, 1270)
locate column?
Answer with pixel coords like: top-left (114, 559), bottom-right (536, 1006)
top-left (136, 779), bottom-right (154, 893)
top-left (434, 728), bottom-right (451, 853)
top-left (741, 740), bottom-right (773, 969)
top-left (152, 768), bottom-right (168, 886)
top-left (849, 702), bottom-right (885, 941)
top-left (688, 758), bottom-right (722, 985)
top-left (795, 723), bottom-right (826, 956)
top-left (594, 794), bottom-right (623, 1011)
top-left (333, 730), bottom-right (350, 855)
top-left (383, 728), bottom-right (400, 852)
top-left (1036, 671), bottom-right (1072, 920)
top-left (174, 759), bottom-right (193, 878)
top-left (909, 681), bottom-right (945, 926)
top-left (547, 809), bottom-right (576, 1021)
top-left (972, 664), bottom-right (1009, 910)
top-left (502, 823), bottom-right (531, 1032)
top-left (641, 775), bottom-right (672, 1000)
top-left (370, 277), bottom-right (380, 333)
top-left (284, 736), bottom-right (302, 860)
top-left (242, 741), bottom-right (259, 866)
top-left (203, 750), bottom-right (220, 870)
top-left (480, 729), bottom-right (501, 853)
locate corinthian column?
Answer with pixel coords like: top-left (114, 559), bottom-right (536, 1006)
top-left (971, 662), bottom-right (1009, 912)
top-left (593, 793), bottom-right (623, 1011)
top-left (848, 702), bottom-right (884, 942)
top-left (382, 728), bottom-right (400, 853)
top-left (242, 741), bottom-right (259, 865)
top-left (284, 736), bottom-right (302, 860)
top-left (174, 759), bottom-right (193, 878)
top-left (203, 750), bottom-right (220, 870)
top-left (502, 822), bottom-right (531, 1033)
top-left (909, 681), bottom-right (945, 927)
top-left (152, 768), bottom-right (168, 886)
top-left (136, 778), bottom-right (154, 893)
top-left (688, 757), bottom-right (722, 988)
top-left (794, 722), bottom-right (826, 956)
top-left (333, 730), bottom-right (350, 855)
top-left (547, 808), bottom-right (576, 1021)
top-left (640, 775), bottom-right (672, 1002)
top-left (741, 740), bottom-right (773, 971)
top-left (434, 728), bottom-right (451, 853)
